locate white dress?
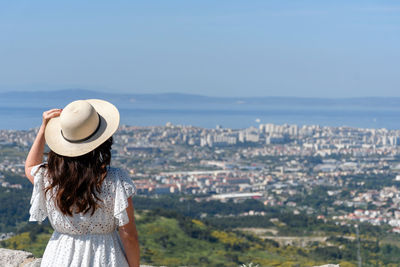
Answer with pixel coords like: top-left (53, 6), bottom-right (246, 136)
top-left (29, 165), bottom-right (136, 267)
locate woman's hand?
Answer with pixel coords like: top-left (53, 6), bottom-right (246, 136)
top-left (42, 108), bottom-right (62, 128)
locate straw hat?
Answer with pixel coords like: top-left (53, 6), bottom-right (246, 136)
top-left (45, 99), bottom-right (120, 157)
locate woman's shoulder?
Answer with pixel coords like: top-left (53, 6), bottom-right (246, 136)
top-left (105, 167), bottom-right (134, 185)
top-left (107, 167), bottom-right (129, 178)
top-left (31, 163), bottom-right (46, 175)
top-left (30, 163), bottom-right (49, 184)
top-left (102, 167), bottom-right (136, 199)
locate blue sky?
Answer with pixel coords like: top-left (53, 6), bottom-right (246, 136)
top-left (0, 0), bottom-right (399, 97)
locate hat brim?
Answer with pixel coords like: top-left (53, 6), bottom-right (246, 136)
top-left (45, 99), bottom-right (120, 157)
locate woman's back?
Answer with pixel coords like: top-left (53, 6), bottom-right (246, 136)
top-left (30, 165), bottom-right (136, 267)
top-left (25, 100), bottom-right (140, 266)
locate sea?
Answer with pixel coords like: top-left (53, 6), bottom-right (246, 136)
top-left (1, 105), bottom-right (400, 130)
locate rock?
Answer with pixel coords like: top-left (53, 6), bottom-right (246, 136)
top-left (0, 248), bottom-right (41, 267)
top-left (24, 258), bottom-right (42, 267)
top-left (0, 248), bottom-right (157, 266)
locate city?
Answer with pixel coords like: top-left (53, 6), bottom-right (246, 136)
top-left (2, 122), bottom-right (400, 233)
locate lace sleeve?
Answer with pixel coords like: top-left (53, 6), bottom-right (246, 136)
top-left (29, 164), bottom-right (48, 222)
top-left (113, 169), bottom-right (136, 226)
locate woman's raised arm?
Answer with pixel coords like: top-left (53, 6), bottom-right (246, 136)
top-left (25, 109), bottom-right (62, 183)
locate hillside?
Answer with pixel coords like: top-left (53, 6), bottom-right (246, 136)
top-left (2, 182), bottom-right (400, 266)
top-left (1, 210), bottom-right (359, 267)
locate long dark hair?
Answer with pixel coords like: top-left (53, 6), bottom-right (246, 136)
top-left (44, 137), bottom-right (113, 216)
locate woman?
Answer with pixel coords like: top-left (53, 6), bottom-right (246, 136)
top-left (24, 99), bottom-right (140, 267)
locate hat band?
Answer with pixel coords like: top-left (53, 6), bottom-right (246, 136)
top-left (61, 114), bottom-right (101, 143)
